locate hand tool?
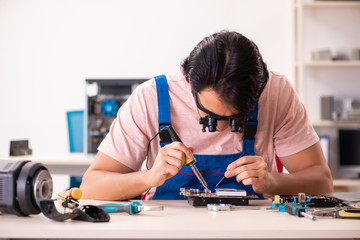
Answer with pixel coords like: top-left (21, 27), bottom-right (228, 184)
top-left (285, 202), bottom-right (316, 221)
top-left (98, 202), bottom-right (164, 215)
top-left (335, 208), bottom-right (360, 219)
top-left (305, 207), bottom-right (360, 219)
top-left (310, 207), bottom-right (339, 218)
top-left (214, 176), bottom-right (224, 188)
top-left (165, 126), bottom-right (210, 193)
top-left (215, 152), bottom-right (246, 188)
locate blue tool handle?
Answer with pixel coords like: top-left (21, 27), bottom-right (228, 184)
top-left (285, 203), bottom-right (304, 217)
top-left (99, 202), bottom-right (141, 215)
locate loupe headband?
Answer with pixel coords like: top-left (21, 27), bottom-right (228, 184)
top-left (193, 91), bottom-right (241, 120)
top-left (193, 91), bottom-right (244, 133)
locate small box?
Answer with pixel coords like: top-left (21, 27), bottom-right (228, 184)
top-left (334, 48), bottom-right (352, 60)
top-left (321, 96), bottom-right (334, 120)
top-left (352, 48), bottom-right (360, 60)
top-left (9, 140), bottom-right (32, 156)
top-left (312, 49), bottom-right (332, 61)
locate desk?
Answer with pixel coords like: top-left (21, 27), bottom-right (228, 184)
top-left (0, 153), bottom-right (94, 175)
top-left (0, 200), bottom-right (359, 239)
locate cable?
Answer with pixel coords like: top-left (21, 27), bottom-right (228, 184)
top-left (145, 130), bottom-right (162, 170)
top-left (141, 129), bottom-right (162, 200)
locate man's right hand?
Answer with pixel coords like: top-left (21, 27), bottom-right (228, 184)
top-left (146, 142), bottom-right (194, 187)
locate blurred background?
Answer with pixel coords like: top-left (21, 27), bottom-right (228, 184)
top-left (0, 0), bottom-right (293, 155)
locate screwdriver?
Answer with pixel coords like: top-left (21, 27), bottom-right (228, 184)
top-left (165, 126), bottom-right (210, 193)
top-left (284, 203), bottom-right (316, 221)
top-left (98, 202), bottom-right (164, 215)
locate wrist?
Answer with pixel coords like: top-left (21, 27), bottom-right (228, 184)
top-left (142, 169), bottom-right (158, 188)
top-left (264, 171), bottom-right (278, 195)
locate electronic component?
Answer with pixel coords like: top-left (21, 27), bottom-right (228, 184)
top-left (57, 187), bottom-right (83, 209)
top-left (215, 188), bottom-right (247, 197)
top-left (272, 194), bottom-right (337, 209)
top-left (180, 188), bottom-right (251, 207)
top-left (100, 99), bottom-right (119, 117)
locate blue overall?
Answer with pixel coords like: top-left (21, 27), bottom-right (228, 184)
top-left (152, 75), bottom-right (263, 200)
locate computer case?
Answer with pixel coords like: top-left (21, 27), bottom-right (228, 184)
top-left (85, 79), bottom-right (147, 153)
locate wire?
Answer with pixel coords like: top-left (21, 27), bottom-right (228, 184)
top-left (141, 129), bottom-right (162, 200)
top-left (145, 130), bottom-right (162, 170)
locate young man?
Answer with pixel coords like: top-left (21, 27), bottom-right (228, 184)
top-left (80, 30), bottom-right (333, 200)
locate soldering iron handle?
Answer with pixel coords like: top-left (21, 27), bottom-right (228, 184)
top-left (164, 125), bottom-right (208, 191)
top-left (166, 126), bottom-right (182, 142)
top-left (166, 126), bottom-right (196, 166)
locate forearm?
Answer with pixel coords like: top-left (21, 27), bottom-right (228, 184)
top-left (265, 164), bottom-right (333, 195)
top-left (80, 169), bottom-right (152, 200)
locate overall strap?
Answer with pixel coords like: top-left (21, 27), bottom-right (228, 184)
top-left (242, 102), bottom-right (259, 155)
top-left (154, 75), bottom-right (172, 147)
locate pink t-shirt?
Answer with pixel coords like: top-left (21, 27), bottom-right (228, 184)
top-left (98, 70), bottom-right (318, 173)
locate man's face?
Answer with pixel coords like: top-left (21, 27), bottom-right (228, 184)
top-left (196, 88), bottom-right (239, 132)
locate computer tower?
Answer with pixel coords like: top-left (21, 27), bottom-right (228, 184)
top-left (85, 79), bottom-right (147, 153)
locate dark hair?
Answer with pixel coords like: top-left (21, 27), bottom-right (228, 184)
top-left (181, 30), bottom-right (268, 121)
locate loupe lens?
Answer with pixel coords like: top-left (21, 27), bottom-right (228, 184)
top-left (230, 119), bottom-right (241, 132)
top-left (208, 117), bottom-right (217, 132)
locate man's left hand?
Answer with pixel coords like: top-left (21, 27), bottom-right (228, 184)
top-left (224, 155), bottom-right (269, 193)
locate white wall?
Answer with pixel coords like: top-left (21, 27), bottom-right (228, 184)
top-left (0, 0), bottom-right (293, 154)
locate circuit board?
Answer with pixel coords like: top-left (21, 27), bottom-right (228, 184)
top-left (276, 195), bottom-right (338, 208)
top-left (180, 188), bottom-right (255, 207)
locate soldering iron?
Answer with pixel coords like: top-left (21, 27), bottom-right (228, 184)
top-left (162, 126), bottom-right (210, 192)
